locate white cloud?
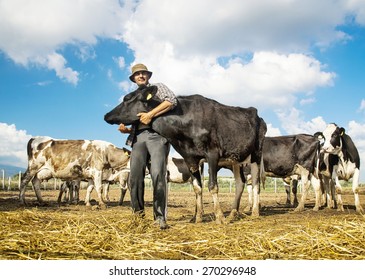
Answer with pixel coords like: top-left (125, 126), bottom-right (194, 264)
top-left (265, 124), bottom-right (282, 137)
top-left (277, 108), bottom-right (327, 135)
top-left (359, 99), bottom-right (365, 111)
top-left (131, 51), bottom-right (335, 111)
top-left (347, 120), bottom-right (365, 180)
top-left (45, 52), bottom-right (79, 85)
top-left (124, 0), bottom-right (353, 57)
top-left (123, 0), bottom-right (345, 110)
top-left (0, 0), bottom-right (131, 84)
top-left (0, 123), bottom-right (32, 168)
top-left (114, 56), bottom-right (126, 69)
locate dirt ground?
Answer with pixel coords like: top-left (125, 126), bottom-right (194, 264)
top-left (0, 186), bottom-right (364, 260)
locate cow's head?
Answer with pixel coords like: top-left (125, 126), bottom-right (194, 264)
top-left (104, 85), bottom-right (159, 125)
top-left (315, 123), bottom-right (345, 155)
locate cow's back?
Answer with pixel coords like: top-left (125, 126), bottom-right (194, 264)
top-left (263, 134), bottom-right (319, 177)
top-left (153, 94), bottom-right (265, 162)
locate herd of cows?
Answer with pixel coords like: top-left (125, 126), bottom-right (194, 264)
top-left (18, 86), bottom-right (364, 223)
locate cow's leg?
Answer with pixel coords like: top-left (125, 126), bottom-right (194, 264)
top-left (190, 169), bottom-right (204, 223)
top-left (250, 162), bottom-right (260, 217)
top-left (311, 175), bottom-right (321, 211)
top-left (19, 169), bottom-right (34, 205)
top-left (94, 172), bottom-right (106, 207)
top-left (331, 169), bottom-right (344, 212)
top-left (103, 183), bottom-right (110, 202)
top-left (73, 180), bottom-right (80, 204)
top-left (67, 182), bottom-right (73, 203)
top-left (57, 182), bottom-right (66, 205)
top-left (284, 182), bottom-right (291, 205)
top-left (85, 181), bottom-right (94, 207)
top-left (229, 164), bottom-right (245, 219)
top-left (292, 178), bottom-right (299, 207)
top-left (207, 155), bottom-right (225, 224)
top-left (295, 171), bottom-right (310, 212)
top-left (119, 173), bottom-right (129, 206)
top-left (334, 178), bottom-right (344, 212)
top-left (352, 168), bottom-right (363, 214)
top-left (31, 177), bottom-right (45, 205)
top-left (245, 183), bottom-right (253, 211)
top-left (119, 188), bottom-right (128, 205)
top-left (321, 176), bottom-right (331, 208)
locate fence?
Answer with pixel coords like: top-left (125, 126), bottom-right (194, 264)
top-left (1, 170), bottom-right (303, 194)
top-left (0, 170), bottom-right (66, 191)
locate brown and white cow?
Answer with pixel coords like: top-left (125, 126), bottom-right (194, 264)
top-left (19, 136), bottom-right (130, 206)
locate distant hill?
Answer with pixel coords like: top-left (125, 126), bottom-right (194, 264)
top-left (0, 164), bottom-right (26, 177)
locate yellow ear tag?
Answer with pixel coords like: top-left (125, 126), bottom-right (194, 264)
top-left (146, 93), bottom-right (152, 100)
top-left (340, 131), bottom-right (344, 136)
top-left (124, 151), bottom-right (130, 157)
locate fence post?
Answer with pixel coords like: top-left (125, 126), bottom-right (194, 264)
top-left (8, 177), bottom-right (11, 191)
top-left (18, 171), bottom-right (21, 190)
top-left (1, 169), bottom-right (4, 190)
top-left (274, 178), bottom-right (277, 193)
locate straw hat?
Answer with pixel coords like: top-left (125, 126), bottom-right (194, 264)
top-left (129, 63), bottom-right (153, 82)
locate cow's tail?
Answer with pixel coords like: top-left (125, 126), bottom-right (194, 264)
top-left (260, 153), bottom-right (266, 190)
top-left (26, 138), bottom-right (35, 161)
top-left (314, 143), bottom-right (320, 179)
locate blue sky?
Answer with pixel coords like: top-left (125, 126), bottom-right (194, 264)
top-left (1, 0), bottom-right (365, 181)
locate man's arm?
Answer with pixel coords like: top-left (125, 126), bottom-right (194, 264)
top-left (137, 100), bottom-right (173, 125)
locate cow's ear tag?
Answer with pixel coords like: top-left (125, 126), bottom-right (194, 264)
top-left (124, 151), bottom-right (130, 157)
top-left (146, 93), bottom-right (152, 100)
top-left (340, 131), bottom-right (344, 136)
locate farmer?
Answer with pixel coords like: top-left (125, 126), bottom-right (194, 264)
top-left (118, 63), bottom-right (177, 229)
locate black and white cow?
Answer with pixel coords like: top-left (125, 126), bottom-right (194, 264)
top-left (20, 137), bottom-right (130, 206)
top-left (232, 135), bottom-right (321, 214)
top-left (104, 85), bottom-right (267, 223)
top-left (314, 123), bottom-right (363, 213)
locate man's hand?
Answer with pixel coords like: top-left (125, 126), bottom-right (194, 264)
top-left (118, 123), bottom-right (132, 133)
top-left (137, 112), bottom-right (154, 125)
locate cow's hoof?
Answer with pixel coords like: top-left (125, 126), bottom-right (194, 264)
top-left (244, 206), bottom-right (252, 212)
top-left (215, 217), bottom-right (226, 225)
top-left (356, 206), bottom-right (364, 215)
top-left (99, 204), bottom-right (107, 210)
top-left (227, 210), bottom-right (238, 221)
top-left (312, 206), bottom-right (319, 212)
top-left (190, 215), bottom-right (203, 223)
top-left (251, 211), bottom-right (259, 217)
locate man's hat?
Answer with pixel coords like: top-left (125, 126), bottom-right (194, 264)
top-left (129, 63), bottom-right (153, 82)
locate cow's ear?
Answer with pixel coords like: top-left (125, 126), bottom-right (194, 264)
top-left (122, 147), bottom-right (131, 157)
top-left (314, 132), bottom-right (324, 140)
top-left (143, 85), bottom-right (158, 101)
top-left (339, 127), bottom-right (345, 136)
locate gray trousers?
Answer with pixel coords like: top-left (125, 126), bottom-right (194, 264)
top-left (129, 129), bottom-right (170, 221)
